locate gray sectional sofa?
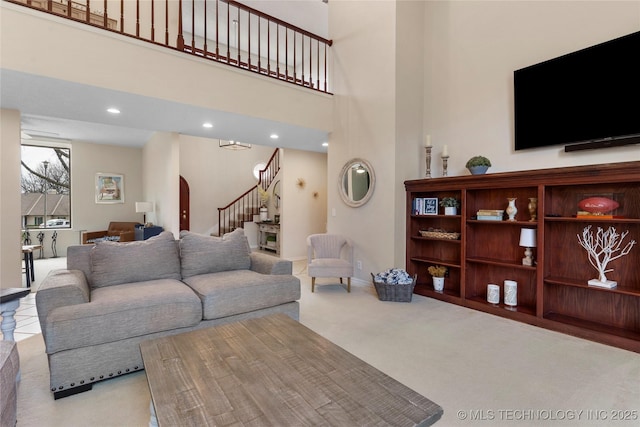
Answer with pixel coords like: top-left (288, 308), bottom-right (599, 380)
top-left (36, 229), bottom-right (300, 399)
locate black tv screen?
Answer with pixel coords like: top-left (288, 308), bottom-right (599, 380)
top-left (514, 31), bottom-right (640, 151)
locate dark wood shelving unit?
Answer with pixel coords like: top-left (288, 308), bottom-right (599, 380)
top-left (405, 161), bottom-right (640, 353)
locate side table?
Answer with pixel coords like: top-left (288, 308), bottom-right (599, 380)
top-left (22, 245), bottom-right (42, 288)
top-left (135, 226), bottom-right (163, 241)
top-left (1, 288), bottom-right (30, 341)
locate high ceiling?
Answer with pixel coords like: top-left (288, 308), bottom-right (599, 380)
top-left (1, 0), bottom-right (329, 152)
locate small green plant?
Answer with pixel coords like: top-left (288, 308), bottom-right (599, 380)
top-left (428, 265), bottom-right (447, 277)
top-left (465, 155), bottom-right (492, 168)
top-left (439, 197), bottom-right (460, 208)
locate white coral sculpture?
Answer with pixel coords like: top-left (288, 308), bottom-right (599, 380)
top-left (577, 225), bottom-right (636, 283)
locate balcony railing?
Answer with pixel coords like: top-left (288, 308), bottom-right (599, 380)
top-left (11, 0), bottom-right (333, 93)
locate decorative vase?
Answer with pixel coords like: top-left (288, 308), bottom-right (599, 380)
top-left (528, 197), bottom-right (538, 222)
top-left (487, 284), bottom-right (500, 304)
top-left (432, 277), bottom-right (445, 292)
top-left (444, 207), bottom-right (457, 216)
top-left (259, 207), bottom-right (268, 222)
top-left (506, 198), bottom-right (518, 221)
top-left (468, 165), bottom-right (489, 175)
top-left (504, 280), bottom-right (517, 306)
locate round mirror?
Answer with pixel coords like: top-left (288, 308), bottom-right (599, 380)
top-left (338, 158), bottom-right (375, 207)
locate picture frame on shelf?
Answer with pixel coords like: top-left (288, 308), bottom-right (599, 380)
top-left (423, 198), bottom-right (438, 215)
top-left (95, 173), bottom-right (124, 204)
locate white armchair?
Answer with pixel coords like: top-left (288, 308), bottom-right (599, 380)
top-left (307, 234), bottom-right (354, 293)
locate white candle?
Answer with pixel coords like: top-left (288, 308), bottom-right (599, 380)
top-left (424, 135), bottom-right (432, 147)
top-left (442, 145), bottom-right (448, 157)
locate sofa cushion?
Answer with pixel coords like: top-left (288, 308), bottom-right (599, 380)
top-left (42, 279), bottom-right (202, 354)
top-left (90, 231), bottom-right (180, 288)
top-left (182, 269), bottom-right (300, 320)
top-left (179, 229), bottom-right (251, 279)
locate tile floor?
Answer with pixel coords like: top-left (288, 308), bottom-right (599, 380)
top-left (14, 293), bottom-right (40, 342)
top-left (10, 256), bottom-right (66, 342)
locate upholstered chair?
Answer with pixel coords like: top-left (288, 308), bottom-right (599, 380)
top-left (306, 234), bottom-right (354, 292)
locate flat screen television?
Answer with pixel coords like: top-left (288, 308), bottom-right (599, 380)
top-left (514, 31), bottom-right (640, 152)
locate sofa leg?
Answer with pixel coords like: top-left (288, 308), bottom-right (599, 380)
top-left (347, 278), bottom-right (351, 293)
top-left (311, 277), bottom-right (315, 292)
top-left (53, 383), bottom-right (93, 400)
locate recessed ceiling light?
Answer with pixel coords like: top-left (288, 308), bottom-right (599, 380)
top-left (270, 134), bottom-right (279, 139)
top-left (203, 123), bottom-right (213, 128)
top-left (322, 142), bottom-right (329, 147)
top-left (107, 108), bottom-right (120, 114)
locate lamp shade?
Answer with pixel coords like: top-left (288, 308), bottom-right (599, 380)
top-left (135, 201), bottom-right (154, 213)
top-left (519, 228), bottom-right (537, 247)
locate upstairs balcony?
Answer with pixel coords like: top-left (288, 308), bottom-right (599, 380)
top-left (10, 0), bottom-right (333, 93)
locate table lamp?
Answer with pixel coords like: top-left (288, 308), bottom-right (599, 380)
top-left (519, 228), bottom-right (536, 266)
top-left (135, 202), bottom-right (154, 227)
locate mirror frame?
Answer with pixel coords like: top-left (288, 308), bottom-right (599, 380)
top-left (338, 158), bottom-right (375, 208)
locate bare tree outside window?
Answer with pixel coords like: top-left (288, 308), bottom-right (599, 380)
top-left (21, 144), bottom-right (71, 229)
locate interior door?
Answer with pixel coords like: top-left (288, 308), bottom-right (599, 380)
top-left (179, 176), bottom-right (190, 231)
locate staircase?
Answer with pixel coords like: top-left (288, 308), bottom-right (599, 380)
top-left (217, 148), bottom-right (279, 235)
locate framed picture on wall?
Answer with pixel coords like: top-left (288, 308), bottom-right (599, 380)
top-left (95, 173), bottom-right (124, 204)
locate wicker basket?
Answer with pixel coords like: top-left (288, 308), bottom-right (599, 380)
top-left (371, 273), bottom-right (417, 302)
top-left (419, 230), bottom-right (461, 240)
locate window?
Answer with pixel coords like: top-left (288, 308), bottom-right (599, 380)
top-left (21, 143), bottom-right (71, 229)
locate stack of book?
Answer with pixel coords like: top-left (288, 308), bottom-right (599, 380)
top-left (576, 211), bottom-right (614, 219)
top-left (476, 209), bottom-right (504, 221)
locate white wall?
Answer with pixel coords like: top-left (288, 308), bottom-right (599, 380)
top-left (0, 109), bottom-right (22, 289)
top-left (143, 132), bottom-right (180, 237)
top-left (422, 1), bottom-right (640, 176)
top-left (328, 0), bottom-right (398, 280)
top-left (280, 149), bottom-right (327, 259)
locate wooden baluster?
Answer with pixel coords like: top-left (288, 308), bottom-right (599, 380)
top-left (226, 1), bottom-right (230, 62)
top-left (293, 32), bottom-right (296, 83)
top-left (301, 34), bottom-right (304, 84)
top-left (285, 28), bottom-right (288, 81)
top-left (308, 36), bottom-right (312, 87)
top-left (316, 39), bottom-right (320, 90)
top-left (86, 0), bottom-right (90, 24)
top-left (257, 17), bottom-right (261, 73)
top-left (190, 0), bottom-right (195, 50)
top-left (66, 0), bottom-right (71, 18)
top-left (203, 0), bottom-right (207, 56)
top-left (324, 42), bottom-right (328, 92)
top-left (276, 23), bottom-right (280, 79)
top-left (247, 11), bottom-right (251, 70)
top-left (165, 0), bottom-right (169, 45)
top-left (215, 0), bottom-right (219, 59)
top-left (236, 7), bottom-right (240, 65)
top-left (120, 0), bottom-right (124, 34)
top-left (103, 0), bottom-right (108, 29)
top-left (177, 0), bottom-right (184, 49)
top-left (267, 20), bottom-right (270, 75)
top-left (136, 0), bottom-right (140, 37)
top-left (151, 0), bottom-right (155, 42)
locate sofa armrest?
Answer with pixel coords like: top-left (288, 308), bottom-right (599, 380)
top-left (82, 230), bottom-right (107, 244)
top-left (36, 270), bottom-right (90, 340)
top-left (250, 252), bottom-right (292, 275)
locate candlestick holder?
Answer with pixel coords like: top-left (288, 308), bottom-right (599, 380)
top-left (425, 146), bottom-right (432, 178)
top-left (442, 155), bottom-right (449, 177)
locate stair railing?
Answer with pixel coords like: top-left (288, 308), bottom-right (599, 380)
top-left (217, 148), bottom-right (279, 235)
top-left (9, 0), bottom-right (332, 93)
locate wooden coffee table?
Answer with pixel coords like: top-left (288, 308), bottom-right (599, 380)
top-left (140, 314), bottom-right (443, 426)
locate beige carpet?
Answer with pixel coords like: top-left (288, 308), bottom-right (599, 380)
top-left (16, 261), bottom-right (640, 426)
